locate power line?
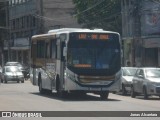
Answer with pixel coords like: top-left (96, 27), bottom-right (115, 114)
top-left (86, 12), bottom-right (121, 25)
top-left (151, 0), bottom-right (160, 5)
top-left (76, 2), bottom-right (113, 19)
top-left (74, 0), bottom-right (106, 17)
top-left (32, 3), bottom-right (113, 23)
top-left (32, 14), bottom-right (74, 22)
top-left (31, 0), bottom-right (107, 22)
top-left (30, 1), bottom-right (120, 28)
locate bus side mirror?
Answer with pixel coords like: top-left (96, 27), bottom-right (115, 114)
top-left (63, 47), bottom-right (67, 57)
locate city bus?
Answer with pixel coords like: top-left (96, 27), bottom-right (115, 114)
top-left (30, 28), bottom-right (121, 100)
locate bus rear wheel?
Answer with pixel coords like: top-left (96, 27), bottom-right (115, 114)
top-left (100, 91), bottom-right (109, 100)
top-left (39, 78), bottom-right (46, 94)
top-left (38, 75), bottom-right (45, 94)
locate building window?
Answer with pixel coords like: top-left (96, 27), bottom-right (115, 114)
top-left (33, 17), bottom-right (36, 27)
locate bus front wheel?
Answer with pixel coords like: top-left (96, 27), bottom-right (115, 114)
top-left (56, 76), bottom-right (67, 98)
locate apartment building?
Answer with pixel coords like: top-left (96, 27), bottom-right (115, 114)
top-left (4, 0), bottom-right (80, 65)
top-left (0, 0), bottom-right (8, 66)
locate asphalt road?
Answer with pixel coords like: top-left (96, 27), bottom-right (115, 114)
top-left (0, 80), bottom-right (159, 120)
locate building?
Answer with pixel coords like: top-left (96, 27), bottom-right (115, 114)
top-left (121, 0), bottom-right (160, 67)
top-left (0, 0), bottom-right (9, 67)
top-left (4, 0), bottom-right (80, 65)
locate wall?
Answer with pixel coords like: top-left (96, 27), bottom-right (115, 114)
top-left (42, 0), bottom-right (81, 32)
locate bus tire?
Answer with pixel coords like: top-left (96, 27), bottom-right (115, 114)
top-left (56, 76), bottom-right (67, 98)
top-left (100, 91), bottom-right (109, 100)
top-left (38, 74), bottom-right (45, 94)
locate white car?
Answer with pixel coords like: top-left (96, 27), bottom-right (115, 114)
top-left (1, 66), bottom-right (24, 83)
top-left (131, 67), bottom-right (160, 99)
top-left (120, 67), bottom-right (137, 95)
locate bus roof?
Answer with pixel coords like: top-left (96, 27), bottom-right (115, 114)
top-left (32, 33), bottom-right (56, 41)
top-left (48, 28), bottom-right (119, 35)
top-left (32, 28), bottom-right (120, 41)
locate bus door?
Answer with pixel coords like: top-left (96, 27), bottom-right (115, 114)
top-left (56, 39), bottom-right (66, 90)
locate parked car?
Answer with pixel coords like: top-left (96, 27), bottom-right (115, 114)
top-left (5, 62), bottom-right (30, 80)
top-left (131, 67), bottom-right (160, 99)
top-left (1, 66), bottom-right (24, 83)
top-left (120, 67), bottom-right (137, 95)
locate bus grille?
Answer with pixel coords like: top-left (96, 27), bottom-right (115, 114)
top-left (78, 75), bottom-right (115, 83)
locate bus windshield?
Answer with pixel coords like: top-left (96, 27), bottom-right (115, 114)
top-left (67, 33), bottom-right (120, 72)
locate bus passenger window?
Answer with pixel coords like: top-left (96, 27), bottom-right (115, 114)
top-left (45, 42), bottom-right (50, 58)
top-left (37, 41), bottom-right (45, 58)
top-left (50, 40), bottom-right (56, 59)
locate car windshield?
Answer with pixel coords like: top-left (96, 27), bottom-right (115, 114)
top-left (146, 69), bottom-right (160, 78)
top-left (123, 68), bottom-right (137, 76)
top-left (5, 67), bottom-right (21, 72)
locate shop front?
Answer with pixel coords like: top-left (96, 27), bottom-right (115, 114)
top-left (142, 38), bottom-right (160, 67)
top-left (10, 37), bottom-right (30, 65)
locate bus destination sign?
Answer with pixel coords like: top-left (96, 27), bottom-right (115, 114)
top-left (78, 33), bottom-right (109, 40)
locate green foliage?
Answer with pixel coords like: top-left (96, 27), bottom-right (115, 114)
top-left (72, 0), bottom-right (122, 34)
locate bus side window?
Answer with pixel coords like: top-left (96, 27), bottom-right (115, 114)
top-left (45, 42), bottom-right (50, 58)
top-left (50, 40), bottom-right (56, 59)
top-left (31, 42), bottom-right (36, 58)
top-left (57, 43), bottom-right (61, 60)
top-left (37, 41), bottom-right (45, 58)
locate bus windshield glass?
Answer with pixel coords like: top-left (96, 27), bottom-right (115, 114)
top-left (67, 32), bottom-right (120, 71)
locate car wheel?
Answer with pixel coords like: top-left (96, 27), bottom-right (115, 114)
top-left (131, 86), bottom-right (136, 98)
top-left (17, 80), bottom-right (20, 83)
top-left (4, 78), bottom-right (7, 83)
top-left (100, 91), bottom-right (109, 100)
top-left (122, 84), bottom-right (127, 95)
top-left (21, 79), bottom-right (24, 83)
top-left (143, 86), bottom-right (148, 100)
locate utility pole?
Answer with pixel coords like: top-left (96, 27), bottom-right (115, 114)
top-left (132, 0), bottom-right (141, 66)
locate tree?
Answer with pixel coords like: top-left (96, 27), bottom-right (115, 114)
top-left (72, 0), bottom-right (121, 34)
